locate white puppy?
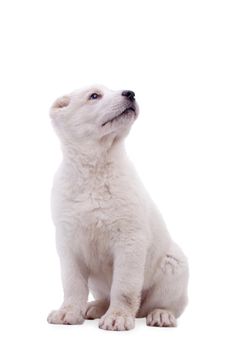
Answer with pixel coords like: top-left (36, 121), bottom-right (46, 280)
top-left (47, 85), bottom-right (189, 331)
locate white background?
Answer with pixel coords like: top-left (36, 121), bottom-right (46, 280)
top-left (0, 0), bottom-right (232, 349)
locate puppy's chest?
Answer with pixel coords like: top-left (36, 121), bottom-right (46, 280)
top-left (56, 168), bottom-right (127, 225)
top-left (72, 190), bottom-right (117, 269)
top-left (55, 176), bottom-right (121, 255)
top-left (53, 166), bottom-right (141, 267)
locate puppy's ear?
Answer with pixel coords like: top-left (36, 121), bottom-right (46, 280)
top-left (50, 95), bottom-right (71, 118)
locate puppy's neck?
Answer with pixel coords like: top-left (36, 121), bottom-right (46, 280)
top-left (61, 138), bottom-right (127, 172)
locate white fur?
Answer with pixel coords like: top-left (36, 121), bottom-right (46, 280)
top-left (47, 85), bottom-right (189, 331)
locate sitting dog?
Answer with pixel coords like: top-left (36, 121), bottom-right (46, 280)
top-left (47, 85), bottom-right (189, 331)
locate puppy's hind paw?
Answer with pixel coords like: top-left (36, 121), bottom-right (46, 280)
top-left (85, 299), bottom-right (109, 320)
top-left (146, 309), bottom-right (177, 327)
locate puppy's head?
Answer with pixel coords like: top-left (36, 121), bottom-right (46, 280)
top-left (50, 85), bottom-right (139, 144)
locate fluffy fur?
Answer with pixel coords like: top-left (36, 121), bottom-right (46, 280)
top-left (47, 85), bottom-right (189, 331)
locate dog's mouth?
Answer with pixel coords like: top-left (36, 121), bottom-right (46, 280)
top-left (102, 107), bottom-right (136, 127)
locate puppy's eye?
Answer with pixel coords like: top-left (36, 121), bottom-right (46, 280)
top-left (89, 93), bottom-right (101, 100)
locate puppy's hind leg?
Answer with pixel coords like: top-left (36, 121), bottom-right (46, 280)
top-left (139, 247), bottom-right (189, 327)
top-left (146, 309), bottom-right (177, 327)
top-left (85, 299), bottom-right (109, 320)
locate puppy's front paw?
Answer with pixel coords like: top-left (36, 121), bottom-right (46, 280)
top-left (99, 311), bottom-right (135, 331)
top-left (47, 305), bottom-right (84, 325)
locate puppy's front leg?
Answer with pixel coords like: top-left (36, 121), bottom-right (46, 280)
top-left (99, 242), bottom-right (146, 331)
top-left (47, 252), bottom-right (88, 325)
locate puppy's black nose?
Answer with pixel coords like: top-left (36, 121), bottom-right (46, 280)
top-left (122, 90), bottom-right (135, 102)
